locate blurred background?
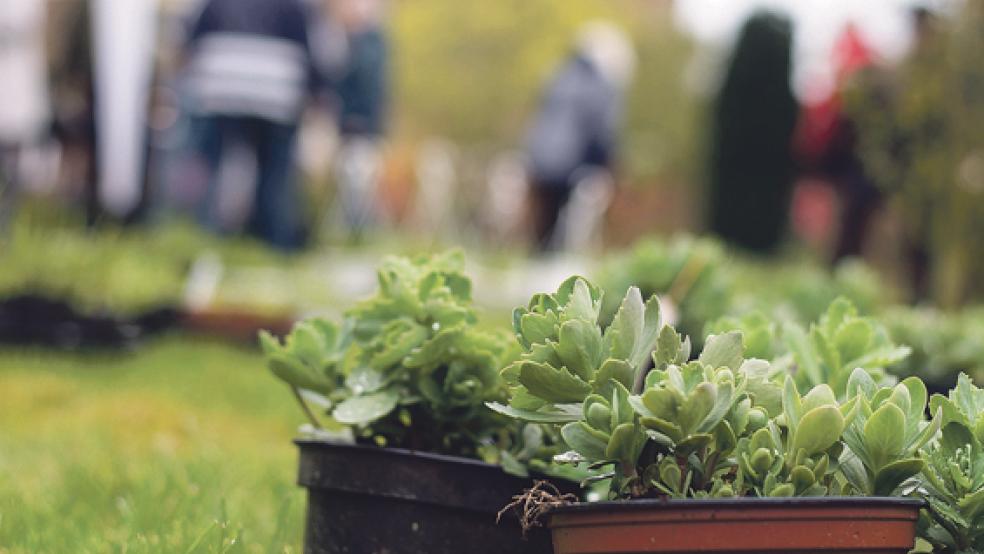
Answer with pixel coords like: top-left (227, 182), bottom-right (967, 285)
top-left (1, 0), bottom-right (982, 551)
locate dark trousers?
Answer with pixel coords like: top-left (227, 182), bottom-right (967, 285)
top-left (196, 115), bottom-right (303, 250)
top-left (530, 184), bottom-right (572, 252)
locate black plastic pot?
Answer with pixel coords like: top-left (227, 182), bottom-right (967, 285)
top-left (0, 294), bottom-right (177, 349)
top-left (296, 439), bottom-right (565, 554)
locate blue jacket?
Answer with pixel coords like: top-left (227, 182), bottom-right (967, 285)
top-left (525, 55), bottom-right (620, 187)
top-left (336, 27), bottom-right (387, 137)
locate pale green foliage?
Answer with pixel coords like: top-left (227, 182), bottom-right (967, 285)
top-left (262, 251), bottom-right (516, 457)
top-left (781, 297), bottom-right (910, 399)
top-left (918, 374), bottom-right (984, 552)
top-left (737, 379), bottom-right (846, 497)
top-left (839, 369), bottom-right (940, 496)
top-left (494, 279), bottom-right (968, 520)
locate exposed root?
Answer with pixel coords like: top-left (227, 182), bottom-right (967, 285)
top-left (496, 480), bottom-right (577, 537)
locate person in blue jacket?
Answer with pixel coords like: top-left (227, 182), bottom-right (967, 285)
top-left (525, 22), bottom-right (634, 252)
top-left (331, 0), bottom-right (388, 239)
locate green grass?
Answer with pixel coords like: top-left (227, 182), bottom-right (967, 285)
top-left (0, 335), bottom-right (307, 553)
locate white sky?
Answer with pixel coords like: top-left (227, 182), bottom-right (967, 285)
top-left (672, 0), bottom-right (960, 102)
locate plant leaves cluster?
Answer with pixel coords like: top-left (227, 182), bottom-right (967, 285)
top-left (493, 276), bottom-right (977, 536)
top-left (261, 251), bottom-right (517, 457)
top-left (917, 374), bottom-right (984, 553)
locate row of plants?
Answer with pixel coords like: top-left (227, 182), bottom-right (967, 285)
top-left (596, 234), bottom-right (984, 391)
top-left (264, 250), bottom-right (983, 553)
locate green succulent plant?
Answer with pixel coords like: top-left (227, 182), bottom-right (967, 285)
top-left (839, 369), bottom-right (941, 496)
top-left (493, 277), bottom-right (788, 498)
top-left (489, 276), bottom-right (662, 421)
top-left (705, 311), bottom-right (778, 360)
top-left (781, 297), bottom-right (910, 399)
top-left (262, 251), bottom-right (517, 458)
top-left (917, 374), bottom-right (984, 553)
top-left (737, 378), bottom-right (847, 497)
top-left (491, 278), bottom-right (969, 520)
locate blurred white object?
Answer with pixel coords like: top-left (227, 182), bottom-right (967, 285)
top-left (92, 0), bottom-right (159, 217)
top-left (576, 21), bottom-right (637, 89)
top-left (334, 137), bottom-right (382, 233)
top-left (184, 252), bottom-right (224, 311)
top-left (0, 0), bottom-right (49, 144)
top-left (555, 168), bottom-right (614, 253)
top-left (484, 151), bottom-right (528, 243)
top-left (412, 138), bottom-right (457, 236)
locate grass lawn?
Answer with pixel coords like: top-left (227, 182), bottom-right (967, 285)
top-left (0, 335), bottom-right (307, 553)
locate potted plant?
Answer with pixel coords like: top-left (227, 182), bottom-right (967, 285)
top-left (261, 251), bottom-right (572, 554)
top-left (914, 373), bottom-right (984, 553)
top-left (490, 276), bottom-right (939, 553)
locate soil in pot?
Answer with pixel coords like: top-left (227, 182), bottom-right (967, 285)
top-left (296, 439), bottom-right (575, 554)
top-left (548, 497), bottom-right (923, 554)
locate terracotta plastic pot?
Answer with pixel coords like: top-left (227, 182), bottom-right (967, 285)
top-left (296, 439), bottom-right (571, 554)
top-left (180, 308), bottom-right (294, 343)
top-left (548, 497), bottom-right (924, 554)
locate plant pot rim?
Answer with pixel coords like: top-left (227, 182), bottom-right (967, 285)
top-left (548, 496), bottom-right (925, 514)
top-left (294, 437), bottom-right (500, 469)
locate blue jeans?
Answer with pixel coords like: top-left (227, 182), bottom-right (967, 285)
top-left (196, 115), bottom-right (304, 250)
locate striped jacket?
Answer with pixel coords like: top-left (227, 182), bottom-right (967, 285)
top-left (184, 0), bottom-right (320, 124)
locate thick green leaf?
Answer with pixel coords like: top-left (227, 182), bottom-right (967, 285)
top-left (586, 401), bottom-right (613, 433)
top-left (864, 403), bottom-right (907, 471)
top-left (520, 312), bottom-right (558, 345)
top-left (793, 406), bottom-right (845, 456)
top-left (344, 365), bottom-right (388, 394)
top-left (485, 401), bottom-right (582, 423)
top-left (289, 321), bottom-right (330, 368)
top-left (790, 465), bottom-right (816, 492)
top-left (333, 389), bottom-right (399, 424)
top-left (640, 416), bottom-right (683, 443)
top-left (898, 377), bottom-right (928, 425)
top-left (258, 330), bottom-right (283, 357)
top-left (641, 388), bottom-right (683, 421)
top-left (592, 359), bottom-right (634, 396)
top-left (833, 319), bottom-right (874, 364)
top-left (679, 383), bottom-right (717, 435)
top-left (699, 332), bottom-right (743, 370)
top-left (801, 384), bottom-right (837, 413)
top-left (941, 422), bottom-right (975, 456)
top-left (844, 346), bottom-right (911, 373)
top-left (652, 325), bottom-right (683, 369)
top-left (603, 286), bottom-right (644, 362)
top-left (610, 380), bottom-right (635, 428)
top-left (518, 361), bottom-right (592, 403)
top-left (555, 319), bottom-right (603, 382)
top-left (783, 323), bottom-right (822, 388)
top-left (846, 367), bottom-right (877, 401)
top-left (561, 422), bottom-right (609, 461)
top-left (783, 376), bottom-right (803, 430)
top-left (606, 422), bottom-right (645, 465)
top-left (562, 278), bottom-right (601, 323)
top-left (873, 458), bottom-right (924, 496)
top-left (267, 353), bottom-right (333, 394)
top-left (696, 381), bottom-right (734, 434)
top-left (810, 328), bottom-right (840, 380)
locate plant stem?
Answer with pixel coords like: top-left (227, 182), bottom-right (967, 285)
top-left (291, 386), bottom-right (324, 430)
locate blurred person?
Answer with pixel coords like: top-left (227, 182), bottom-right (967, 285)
top-left (525, 22), bottom-right (635, 253)
top-left (47, 0), bottom-right (97, 224)
top-left (795, 25), bottom-right (884, 261)
top-left (331, 0), bottom-right (388, 240)
top-left (0, 0), bottom-right (50, 230)
top-left (707, 11), bottom-right (798, 253)
top-left (183, 0), bottom-right (323, 250)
